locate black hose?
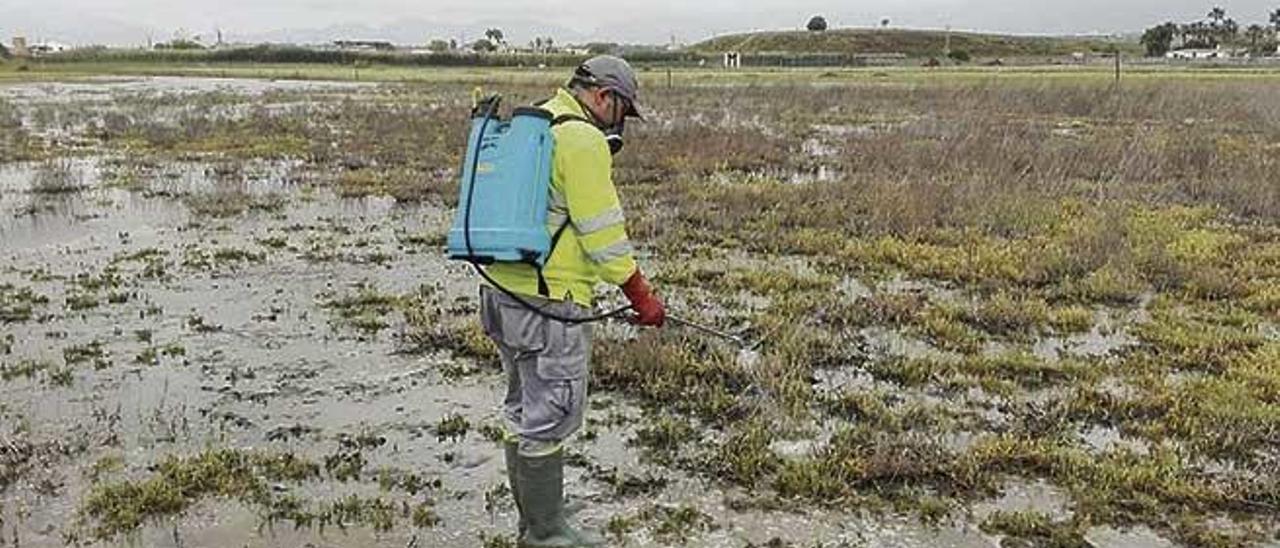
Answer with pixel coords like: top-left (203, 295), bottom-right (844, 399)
top-left (471, 263), bottom-right (633, 325)
top-left (462, 97), bottom-right (498, 264)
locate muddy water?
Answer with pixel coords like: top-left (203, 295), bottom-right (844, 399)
top-left (0, 76), bottom-right (374, 104)
top-left (2, 155), bottom-right (484, 546)
top-left (0, 77), bottom-right (1025, 548)
top-left (0, 156), bottom-right (1001, 547)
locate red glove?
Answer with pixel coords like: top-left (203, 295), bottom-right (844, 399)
top-left (621, 270), bottom-right (665, 327)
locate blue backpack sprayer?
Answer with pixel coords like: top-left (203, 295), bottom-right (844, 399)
top-left (445, 93), bottom-right (631, 324)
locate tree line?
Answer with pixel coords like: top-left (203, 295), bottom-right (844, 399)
top-left (1141, 6), bottom-right (1280, 56)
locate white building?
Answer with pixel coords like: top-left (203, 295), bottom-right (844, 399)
top-left (11, 37), bottom-right (29, 57)
top-left (1166, 48), bottom-right (1229, 60)
top-left (28, 41), bottom-right (69, 55)
top-left (333, 40), bottom-right (394, 51)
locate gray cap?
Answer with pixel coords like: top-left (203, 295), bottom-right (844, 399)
top-left (574, 55), bottom-right (643, 119)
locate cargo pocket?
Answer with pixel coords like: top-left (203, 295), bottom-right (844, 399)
top-left (538, 376), bottom-right (585, 440)
top-left (479, 288), bottom-right (503, 342)
top-left (546, 381), bottom-right (575, 417)
top-left (481, 290), bottom-right (548, 356)
top-left (536, 317), bottom-right (590, 381)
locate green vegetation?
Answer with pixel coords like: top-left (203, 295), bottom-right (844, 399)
top-left (694, 28), bottom-right (1138, 58)
top-left (606, 504), bottom-right (718, 544)
top-left (64, 340), bottom-right (111, 370)
top-left (185, 190), bottom-right (286, 217)
top-left (1142, 7), bottom-right (1280, 57)
top-left (400, 285), bottom-right (498, 361)
top-left (1, 65), bottom-right (1278, 546)
top-left (80, 449), bottom-right (320, 539)
top-left (0, 284), bottom-right (49, 323)
top-left (981, 511), bottom-right (1089, 547)
top-left (435, 413), bottom-right (470, 442)
top-left (181, 247), bottom-right (266, 270)
top-left (80, 448), bottom-right (441, 540)
top-left (42, 45), bottom-right (607, 68)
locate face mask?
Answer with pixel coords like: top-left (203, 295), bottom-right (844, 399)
top-left (605, 118), bottom-right (625, 156)
top-left (603, 92), bottom-right (626, 156)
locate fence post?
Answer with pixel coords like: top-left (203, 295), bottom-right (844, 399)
top-left (1114, 47), bottom-right (1121, 85)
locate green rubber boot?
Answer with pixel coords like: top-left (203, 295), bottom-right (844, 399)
top-left (514, 449), bottom-right (604, 548)
top-left (504, 441), bottom-right (529, 536)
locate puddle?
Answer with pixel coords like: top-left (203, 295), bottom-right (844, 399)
top-left (0, 157), bottom-right (313, 252)
top-left (1261, 321), bottom-right (1278, 341)
top-left (1031, 323), bottom-right (1137, 362)
top-left (802, 137), bottom-right (838, 157)
top-left (860, 326), bottom-right (957, 362)
top-left (813, 121), bottom-right (909, 139)
top-left (878, 274), bottom-right (961, 302)
top-left (0, 76), bottom-right (374, 104)
top-left (786, 164), bottom-right (842, 184)
top-left (969, 307), bottom-right (1139, 362)
top-left (1051, 120), bottom-right (1091, 139)
top-left (1078, 424), bottom-right (1150, 456)
top-left (840, 275), bottom-right (874, 299)
top-left (812, 366), bottom-right (883, 394)
top-left (0, 76), bottom-right (379, 143)
top-left (1085, 525), bottom-right (1178, 548)
top-left (589, 419), bottom-right (995, 547)
top-left (707, 165), bottom-right (843, 185)
top-left (972, 479), bottom-right (1073, 521)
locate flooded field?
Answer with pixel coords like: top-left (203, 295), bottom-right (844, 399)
top-left (1, 73), bottom-right (1278, 547)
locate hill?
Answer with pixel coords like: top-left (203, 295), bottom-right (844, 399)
top-left (692, 28), bottom-right (1139, 58)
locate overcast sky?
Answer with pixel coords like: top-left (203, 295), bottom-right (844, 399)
top-left (3, 0), bottom-right (1279, 46)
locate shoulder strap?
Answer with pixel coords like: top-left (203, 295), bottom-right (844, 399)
top-left (532, 94), bottom-right (593, 128)
top-left (536, 220), bottom-right (573, 297)
top-left (551, 113), bottom-right (593, 127)
top-left (534, 111), bottom-right (595, 297)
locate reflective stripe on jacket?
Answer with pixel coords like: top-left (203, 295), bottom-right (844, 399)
top-left (485, 88), bottom-right (638, 306)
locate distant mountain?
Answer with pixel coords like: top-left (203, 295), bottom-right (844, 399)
top-left (230, 18), bottom-right (593, 48)
top-left (0, 11), bottom-right (598, 48)
top-left (0, 7), bottom-right (154, 46)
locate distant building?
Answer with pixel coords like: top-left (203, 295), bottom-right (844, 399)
top-left (1166, 47), bottom-right (1235, 60)
top-left (11, 37), bottom-right (29, 57)
top-left (28, 42), bottom-right (69, 55)
top-left (334, 40), bottom-right (394, 51)
top-left (723, 51), bottom-right (741, 69)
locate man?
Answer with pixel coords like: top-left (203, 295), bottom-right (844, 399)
top-left (479, 55), bottom-right (665, 547)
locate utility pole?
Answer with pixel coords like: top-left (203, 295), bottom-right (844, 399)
top-left (944, 25), bottom-right (952, 57)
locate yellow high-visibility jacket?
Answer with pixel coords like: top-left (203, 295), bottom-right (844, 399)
top-left (485, 88), bottom-right (638, 306)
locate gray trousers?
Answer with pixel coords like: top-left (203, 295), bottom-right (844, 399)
top-left (479, 286), bottom-right (592, 456)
